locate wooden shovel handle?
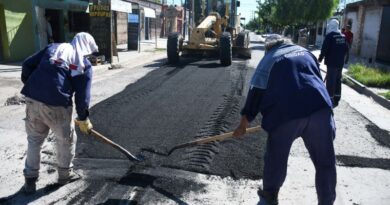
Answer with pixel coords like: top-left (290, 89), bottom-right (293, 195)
top-left (171, 126), bottom-right (262, 151)
top-left (74, 120), bottom-right (141, 161)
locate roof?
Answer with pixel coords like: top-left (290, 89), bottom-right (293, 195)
top-left (346, 0), bottom-right (390, 9)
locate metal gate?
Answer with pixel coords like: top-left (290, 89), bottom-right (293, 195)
top-left (377, 6), bottom-right (390, 63)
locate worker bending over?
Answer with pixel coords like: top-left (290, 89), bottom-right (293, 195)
top-left (234, 35), bottom-right (336, 205)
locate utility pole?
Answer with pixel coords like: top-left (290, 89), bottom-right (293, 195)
top-left (183, 0), bottom-right (187, 38)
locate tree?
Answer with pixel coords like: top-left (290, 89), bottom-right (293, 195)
top-left (246, 18), bottom-right (260, 31)
top-left (256, 0), bottom-right (277, 29)
top-left (273, 0), bottom-right (338, 26)
top-left (256, 0), bottom-right (339, 27)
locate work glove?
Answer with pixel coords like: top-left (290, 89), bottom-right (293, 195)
top-left (75, 118), bottom-right (93, 135)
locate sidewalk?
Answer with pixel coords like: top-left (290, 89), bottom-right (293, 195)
top-left (311, 49), bottom-right (390, 131)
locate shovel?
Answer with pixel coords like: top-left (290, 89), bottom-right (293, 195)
top-left (142, 126), bottom-right (262, 156)
top-left (75, 121), bottom-right (142, 162)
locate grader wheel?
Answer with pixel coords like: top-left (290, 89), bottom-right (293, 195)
top-left (167, 32), bottom-right (182, 64)
top-left (220, 32), bottom-right (232, 66)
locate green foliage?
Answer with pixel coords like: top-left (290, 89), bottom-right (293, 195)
top-left (380, 91), bottom-right (390, 100)
top-left (256, 0), bottom-right (339, 28)
top-left (245, 18), bottom-right (261, 31)
top-left (347, 64), bottom-right (390, 89)
top-left (256, 0), bottom-right (278, 29)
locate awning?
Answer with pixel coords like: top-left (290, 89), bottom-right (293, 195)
top-left (144, 7), bottom-right (156, 18)
top-left (111, 0), bottom-right (132, 13)
top-left (37, 0), bottom-right (88, 12)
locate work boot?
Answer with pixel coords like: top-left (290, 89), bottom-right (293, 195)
top-left (23, 177), bottom-right (37, 195)
top-left (58, 170), bottom-right (81, 185)
top-left (258, 189), bottom-right (278, 205)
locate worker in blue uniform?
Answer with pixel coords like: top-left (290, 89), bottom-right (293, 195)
top-left (319, 19), bottom-right (348, 108)
top-left (234, 35), bottom-right (336, 205)
top-left (20, 32), bottom-right (98, 194)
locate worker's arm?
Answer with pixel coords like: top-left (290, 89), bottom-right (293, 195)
top-left (318, 34), bottom-right (331, 63)
top-left (234, 86), bottom-right (264, 137)
top-left (241, 86), bottom-right (264, 122)
top-left (21, 47), bottom-right (48, 84)
top-left (71, 60), bottom-right (93, 121)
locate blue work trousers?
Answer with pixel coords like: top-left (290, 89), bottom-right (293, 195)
top-left (263, 108), bottom-right (336, 205)
top-left (326, 67), bottom-right (343, 107)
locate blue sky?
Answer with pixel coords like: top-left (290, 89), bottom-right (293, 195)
top-left (169, 0), bottom-right (258, 21)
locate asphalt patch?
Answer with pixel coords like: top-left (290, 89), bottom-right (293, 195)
top-left (77, 57), bottom-right (265, 180)
top-left (337, 155), bottom-right (390, 170)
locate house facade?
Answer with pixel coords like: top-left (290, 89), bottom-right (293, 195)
top-left (0, 0), bottom-right (89, 62)
top-left (344, 0), bottom-right (390, 63)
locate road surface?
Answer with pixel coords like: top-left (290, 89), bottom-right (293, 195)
top-left (1, 34), bottom-right (389, 204)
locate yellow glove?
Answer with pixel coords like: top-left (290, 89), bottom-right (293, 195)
top-left (75, 118), bottom-right (93, 134)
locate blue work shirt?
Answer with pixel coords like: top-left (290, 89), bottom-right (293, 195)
top-left (21, 47), bottom-right (92, 120)
top-left (319, 31), bottom-right (348, 68)
top-left (241, 44), bottom-right (333, 132)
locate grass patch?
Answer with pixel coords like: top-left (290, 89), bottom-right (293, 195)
top-left (347, 64), bottom-right (390, 101)
top-left (347, 64), bottom-right (390, 88)
top-left (380, 91), bottom-right (390, 100)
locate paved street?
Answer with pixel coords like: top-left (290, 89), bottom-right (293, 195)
top-left (0, 34), bottom-right (389, 204)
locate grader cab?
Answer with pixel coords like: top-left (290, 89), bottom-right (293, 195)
top-left (167, 0), bottom-right (250, 66)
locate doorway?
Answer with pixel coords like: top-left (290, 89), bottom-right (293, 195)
top-left (377, 6), bottom-right (390, 64)
top-left (45, 9), bottom-right (64, 43)
top-left (0, 4), bottom-right (5, 62)
top-left (0, 24), bottom-right (3, 62)
top-left (145, 17), bottom-right (150, 40)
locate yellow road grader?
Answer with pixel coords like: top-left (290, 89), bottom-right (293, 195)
top-left (167, 1), bottom-right (250, 66)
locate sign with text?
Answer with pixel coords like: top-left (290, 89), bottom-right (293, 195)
top-left (89, 4), bottom-right (111, 17)
top-left (89, 1), bottom-right (112, 62)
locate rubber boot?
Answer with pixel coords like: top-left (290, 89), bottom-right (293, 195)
top-left (258, 189), bottom-right (278, 205)
top-left (23, 177), bottom-right (37, 195)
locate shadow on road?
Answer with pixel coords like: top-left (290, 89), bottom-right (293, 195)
top-left (251, 45), bottom-right (265, 51)
top-left (0, 183), bottom-right (62, 205)
top-left (366, 124), bottom-right (390, 148)
top-left (118, 172), bottom-right (204, 205)
top-left (197, 62), bottom-right (221, 68)
top-left (98, 199), bottom-right (138, 205)
top-left (336, 155), bottom-right (390, 170)
top-left (143, 59), bottom-right (168, 68)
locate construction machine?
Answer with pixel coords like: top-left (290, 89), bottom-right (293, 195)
top-left (167, 0), bottom-right (250, 66)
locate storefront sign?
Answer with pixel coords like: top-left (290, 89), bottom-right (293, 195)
top-left (89, 2), bottom-right (112, 62)
top-left (144, 7), bottom-right (156, 18)
top-left (89, 4), bottom-right (111, 17)
top-left (111, 0), bottom-right (132, 13)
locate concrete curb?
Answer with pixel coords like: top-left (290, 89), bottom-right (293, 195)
top-left (320, 68), bottom-right (390, 110)
top-left (109, 51), bottom-right (166, 70)
top-left (342, 73), bottom-right (390, 110)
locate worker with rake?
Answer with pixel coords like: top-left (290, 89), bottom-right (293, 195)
top-left (20, 32), bottom-right (98, 194)
top-left (234, 35), bottom-right (336, 205)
